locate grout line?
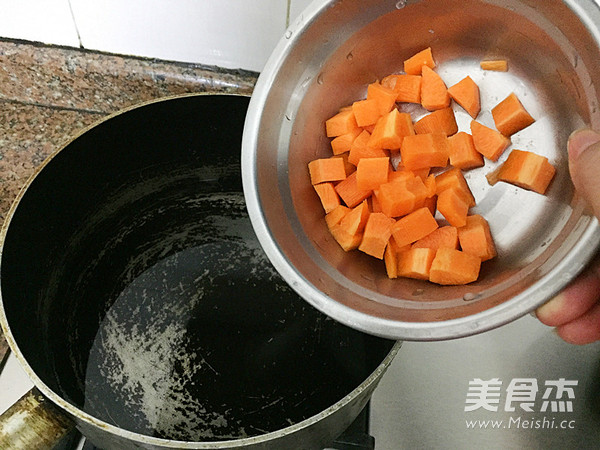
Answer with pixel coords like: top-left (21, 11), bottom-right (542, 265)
top-left (67, 0), bottom-right (84, 48)
top-left (286, 0), bottom-right (291, 28)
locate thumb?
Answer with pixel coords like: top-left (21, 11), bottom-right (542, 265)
top-left (568, 128), bottom-right (600, 219)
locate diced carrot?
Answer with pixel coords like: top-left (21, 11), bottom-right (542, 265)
top-left (376, 178), bottom-right (416, 218)
top-left (412, 226), bottom-right (459, 250)
top-left (388, 168), bottom-right (415, 184)
top-left (397, 247), bottom-right (437, 280)
top-left (396, 165), bottom-right (430, 181)
top-left (329, 225), bottom-right (364, 252)
top-left (491, 93), bottom-right (535, 137)
top-left (404, 47), bottom-right (436, 75)
top-left (437, 187), bottom-right (470, 228)
top-left (356, 157), bottom-right (390, 191)
top-left (325, 204), bottom-right (350, 230)
top-left (352, 98), bottom-right (382, 128)
top-left (391, 207), bottom-right (439, 248)
top-left (447, 76), bottom-right (481, 119)
top-left (308, 157), bottom-right (347, 185)
top-left (400, 133), bottom-right (449, 171)
top-left (429, 248), bottom-right (481, 285)
top-left (480, 60), bottom-right (508, 72)
top-left (384, 239), bottom-right (410, 279)
top-left (358, 212), bottom-right (396, 259)
top-left (470, 120), bottom-right (511, 162)
top-left (313, 182), bottom-right (341, 214)
top-left (486, 149), bottom-right (556, 194)
top-left (325, 109), bottom-right (359, 137)
top-left (334, 172), bottom-right (372, 208)
top-left (348, 130), bottom-right (389, 166)
top-left (407, 175), bottom-right (429, 212)
top-left (423, 195), bottom-right (437, 217)
top-left (333, 152), bottom-right (357, 176)
top-left (363, 124), bottom-right (376, 134)
top-left (414, 107), bottom-right (458, 136)
top-left (423, 174), bottom-right (436, 198)
top-left (368, 109), bottom-right (415, 150)
top-left (331, 128), bottom-right (362, 155)
top-left (458, 214), bottom-right (497, 261)
top-left (421, 65), bottom-right (451, 111)
top-left (447, 132), bottom-right (484, 170)
top-left (435, 167), bottom-right (476, 207)
top-left (367, 83), bottom-right (398, 116)
top-left (339, 200), bottom-right (370, 236)
top-left (381, 74), bottom-right (422, 103)
top-left (369, 190), bottom-right (383, 213)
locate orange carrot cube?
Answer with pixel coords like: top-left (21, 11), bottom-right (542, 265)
top-left (358, 212), bottom-right (396, 259)
top-left (352, 98), bottom-right (382, 127)
top-left (491, 92), bottom-right (535, 137)
top-left (400, 133), bottom-right (449, 171)
top-left (486, 149), bottom-right (556, 195)
top-left (458, 214), bottom-right (497, 261)
top-left (397, 247), bottom-right (437, 280)
top-left (412, 226), bottom-right (459, 251)
top-left (414, 107), bottom-right (458, 136)
top-left (421, 66), bottom-right (450, 111)
top-left (368, 109), bottom-right (415, 150)
top-left (437, 187), bottom-right (470, 228)
top-left (391, 207), bottom-right (439, 248)
top-left (366, 83), bottom-right (398, 116)
top-left (348, 130), bottom-right (389, 166)
top-left (470, 120), bottom-right (511, 161)
top-left (480, 60), bottom-right (508, 72)
top-left (429, 248), bottom-right (481, 285)
top-left (331, 128), bottom-right (362, 155)
top-left (356, 157), bottom-right (390, 191)
top-left (308, 157), bottom-right (347, 185)
top-left (325, 204), bottom-right (350, 230)
top-left (404, 47), bottom-right (436, 75)
top-left (313, 182), bottom-right (341, 214)
top-left (334, 172), bottom-right (372, 208)
top-left (435, 167), bottom-right (476, 207)
top-left (325, 109), bottom-right (359, 137)
top-left (381, 74), bottom-right (422, 103)
top-left (448, 76), bottom-right (481, 119)
top-left (447, 132), bottom-right (484, 170)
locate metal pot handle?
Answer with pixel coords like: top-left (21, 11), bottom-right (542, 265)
top-left (0, 332), bottom-right (76, 449)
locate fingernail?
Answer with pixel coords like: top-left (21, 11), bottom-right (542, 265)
top-left (567, 128), bottom-right (600, 161)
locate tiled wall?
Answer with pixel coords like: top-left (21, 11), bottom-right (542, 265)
top-left (0, 0), bottom-right (314, 72)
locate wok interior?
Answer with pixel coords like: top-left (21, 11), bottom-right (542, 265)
top-left (0, 96), bottom-right (395, 441)
top-left (256, 0), bottom-right (600, 323)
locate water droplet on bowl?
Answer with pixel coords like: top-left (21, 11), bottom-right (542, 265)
top-left (395, 0), bottom-right (407, 9)
top-left (412, 288), bottom-right (425, 297)
top-left (317, 73), bottom-right (324, 85)
top-left (463, 292), bottom-right (480, 301)
top-left (284, 30), bottom-right (292, 39)
top-left (428, 29), bottom-right (435, 34)
top-left (346, 52), bottom-right (354, 61)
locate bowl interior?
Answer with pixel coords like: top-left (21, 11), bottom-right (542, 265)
top-left (246, 0), bottom-right (600, 338)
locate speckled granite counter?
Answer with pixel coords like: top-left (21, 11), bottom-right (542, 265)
top-left (0, 39), bottom-right (257, 222)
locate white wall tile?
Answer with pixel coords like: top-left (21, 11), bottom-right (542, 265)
top-left (69, 0), bottom-right (288, 72)
top-left (0, 0), bottom-right (79, 47)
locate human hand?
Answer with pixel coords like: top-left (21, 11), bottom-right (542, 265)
top-left (535, 129), bottom-right (600, 345)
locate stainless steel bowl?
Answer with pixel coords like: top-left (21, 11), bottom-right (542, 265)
top-left (242, 0), bottom-right (600, 340)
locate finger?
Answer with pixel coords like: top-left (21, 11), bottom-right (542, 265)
top-left (556, 301), bottom-right (600, 345)
top-left (536, 268), bottom-right (600, 327)
top-left (568, 128), bottom-right (600, 218)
